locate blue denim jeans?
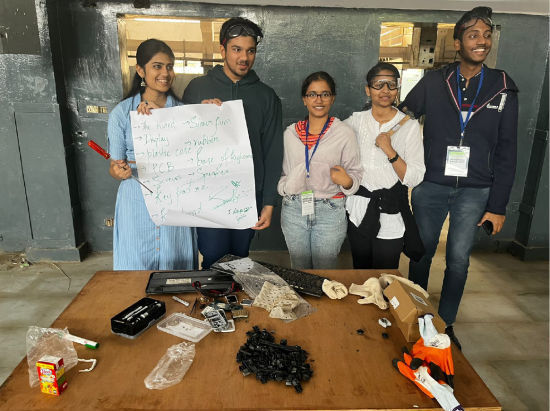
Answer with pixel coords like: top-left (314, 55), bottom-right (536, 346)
top-left (409, 181), bottom-right (490, 325)
top-left (281, 195), bottom-right (347, 269)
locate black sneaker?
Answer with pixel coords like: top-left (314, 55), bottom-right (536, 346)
top-left (445, 326), bottom-right (462, 351)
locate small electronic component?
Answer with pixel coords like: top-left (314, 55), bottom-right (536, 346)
top-left (204, 309), bottom-right (229, 331)
top-left (211, 301), bottom-right (232, 311)
top-left (225, 295), bottom-right (239, 304)
top-left (231, 309), bottom-right (249, 321)
top-left (241, 299), bottom-right (254, 306)
top-left (221, 319), bottom-right (235, 333)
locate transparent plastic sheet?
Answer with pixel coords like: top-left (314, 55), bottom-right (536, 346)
top-left (144, 342), bottom-right (195, 390)
top-left (219, 258), bottom-right (317, 322)
top-left (26, 326), bottom-right (78, 387)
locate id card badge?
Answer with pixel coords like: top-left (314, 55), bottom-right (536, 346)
top-left (445, 146), bottom-right (470, 177)
top-left (301, 191), bottom-right (314, 216)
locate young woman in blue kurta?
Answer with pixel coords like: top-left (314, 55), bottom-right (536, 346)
top-left (107, 39), bottom-right (197, 270)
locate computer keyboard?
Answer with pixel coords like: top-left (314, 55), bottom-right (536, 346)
top-left (211, 254), bottom-right (329, 297)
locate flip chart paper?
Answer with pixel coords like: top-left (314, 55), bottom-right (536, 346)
top-left (130, 100), bottom-right (257, 229)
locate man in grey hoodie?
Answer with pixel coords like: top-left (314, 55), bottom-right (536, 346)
top-left (182, 17), bottom-right (283, 269)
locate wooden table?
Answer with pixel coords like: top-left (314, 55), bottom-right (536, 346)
top-left (0, 270), bottom-right (501, 410)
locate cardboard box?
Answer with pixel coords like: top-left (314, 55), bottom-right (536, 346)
top-left (383, 280), bottom-right (446, 342)
top-left (36, 356), bottom-right (68, 396)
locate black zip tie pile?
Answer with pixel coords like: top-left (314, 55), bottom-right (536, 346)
top-left (236, 326), bottom-right (313, 393)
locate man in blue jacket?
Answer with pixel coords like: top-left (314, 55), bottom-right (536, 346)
top-left (400, 7), bottom-right (518, 350)
top-left (182, 17), bottom-right (283, 269)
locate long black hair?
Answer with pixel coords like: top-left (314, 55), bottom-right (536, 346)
top-left (362, 62), bottom-right (400, 110)
top-left (301, 71), bottom-right (336, 97)
top-left (123, 38), bottom-right (181, 102)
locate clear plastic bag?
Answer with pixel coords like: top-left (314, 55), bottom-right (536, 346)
top-left (144, 342), bottom-right (195, 390)
top-left (26, 326), bottom-right (78, 387)
top-left (220, 258), bottom-right (317, 322)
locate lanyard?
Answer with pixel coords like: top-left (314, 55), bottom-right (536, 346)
top-left (305, 118), bottom-right (331, 179)
top-left (457, 66), bottom-right (484, 140)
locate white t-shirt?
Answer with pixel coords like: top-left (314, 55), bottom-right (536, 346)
top-left (344, 109), bottom-right (425, 239)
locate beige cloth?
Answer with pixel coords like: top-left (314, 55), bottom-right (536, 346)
top-left (322, 279), bottom-right (348, 299)
top-left (253, 282), bottom-right (301, 320)
top-left (349, 278), bottom-right (389, 310)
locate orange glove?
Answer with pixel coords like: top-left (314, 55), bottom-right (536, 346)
top-left (410, 314), bottom-right (455, 388)
top-left (392, 351), bottom-right (464, 411)
top-left (392, 351), bottom-right (434, 398)
top-left (410, 338), bottom-right (455, 388)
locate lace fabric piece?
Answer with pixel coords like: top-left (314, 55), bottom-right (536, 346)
top-left (222, 258), bottom-right (317, 321)
top-left (253, 282), bottom-right (303, 321)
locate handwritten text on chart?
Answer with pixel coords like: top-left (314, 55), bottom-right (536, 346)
top-left (130, 100), bottom-right (257, 229)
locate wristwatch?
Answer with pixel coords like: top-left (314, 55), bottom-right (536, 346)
top-left (388, 153), bottom-right (399, 163)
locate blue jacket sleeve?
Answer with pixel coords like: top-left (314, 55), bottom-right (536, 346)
top-left (486, 91), bottom-right (518, 215)
top-left (398, 75), bottom-right (428, 119)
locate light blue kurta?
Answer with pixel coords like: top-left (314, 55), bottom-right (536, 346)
top-left (108, 94), bottom-right (198, 270)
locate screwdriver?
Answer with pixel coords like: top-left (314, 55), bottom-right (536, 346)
top-left (87, 140), bottom-right (153, 193)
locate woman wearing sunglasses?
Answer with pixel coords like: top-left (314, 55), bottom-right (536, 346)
top-left (344, 63), bottom-right (426, 269)
top-left (278, 72), bottom-right (363, 269)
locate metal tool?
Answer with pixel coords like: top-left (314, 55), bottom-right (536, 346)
top-left (87, 140), bottom-right (153, 193)
top-left (190, 298), bottom-right (198, 316)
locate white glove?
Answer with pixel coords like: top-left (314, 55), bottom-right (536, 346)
top-left (414, 366), bottom-right (464, 411)
top-left (349, 278), bottom-right (388, 310)
top-left (419, 314), bottom-right (450, 349)
top-left (322, 279), bottom-right (348, 299)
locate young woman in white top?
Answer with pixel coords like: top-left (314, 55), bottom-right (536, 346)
top-left (345, 63), bottom-right (426, 269)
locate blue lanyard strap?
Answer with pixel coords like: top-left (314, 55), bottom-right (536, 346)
top-left (457, 66), bottom-right (484, 139)
top-left (305, 118), bottom-right (331, 178)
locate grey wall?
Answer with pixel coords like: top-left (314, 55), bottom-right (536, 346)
top-left (2, 0), bottom-right (549, 256)
top-left (0, 0), bottom-right (86, 260)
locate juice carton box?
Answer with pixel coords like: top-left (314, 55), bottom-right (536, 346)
top-left (36, 355), bottom-right (68, 396)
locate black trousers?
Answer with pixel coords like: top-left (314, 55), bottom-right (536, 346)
top-left (347, 218), bottom-right (404, 269)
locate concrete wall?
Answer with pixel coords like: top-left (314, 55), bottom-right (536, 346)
top-left (1, 0), bottom-right (549, 256)
top-left (0, 0), bottom-right (86, 260)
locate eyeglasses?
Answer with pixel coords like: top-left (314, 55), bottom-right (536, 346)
top-left (304, 91), bottom-right (334, 101)
top-left (369, 79), bottom-right (399, 90)
top-left (222, 24), bottom-right (263, 46)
